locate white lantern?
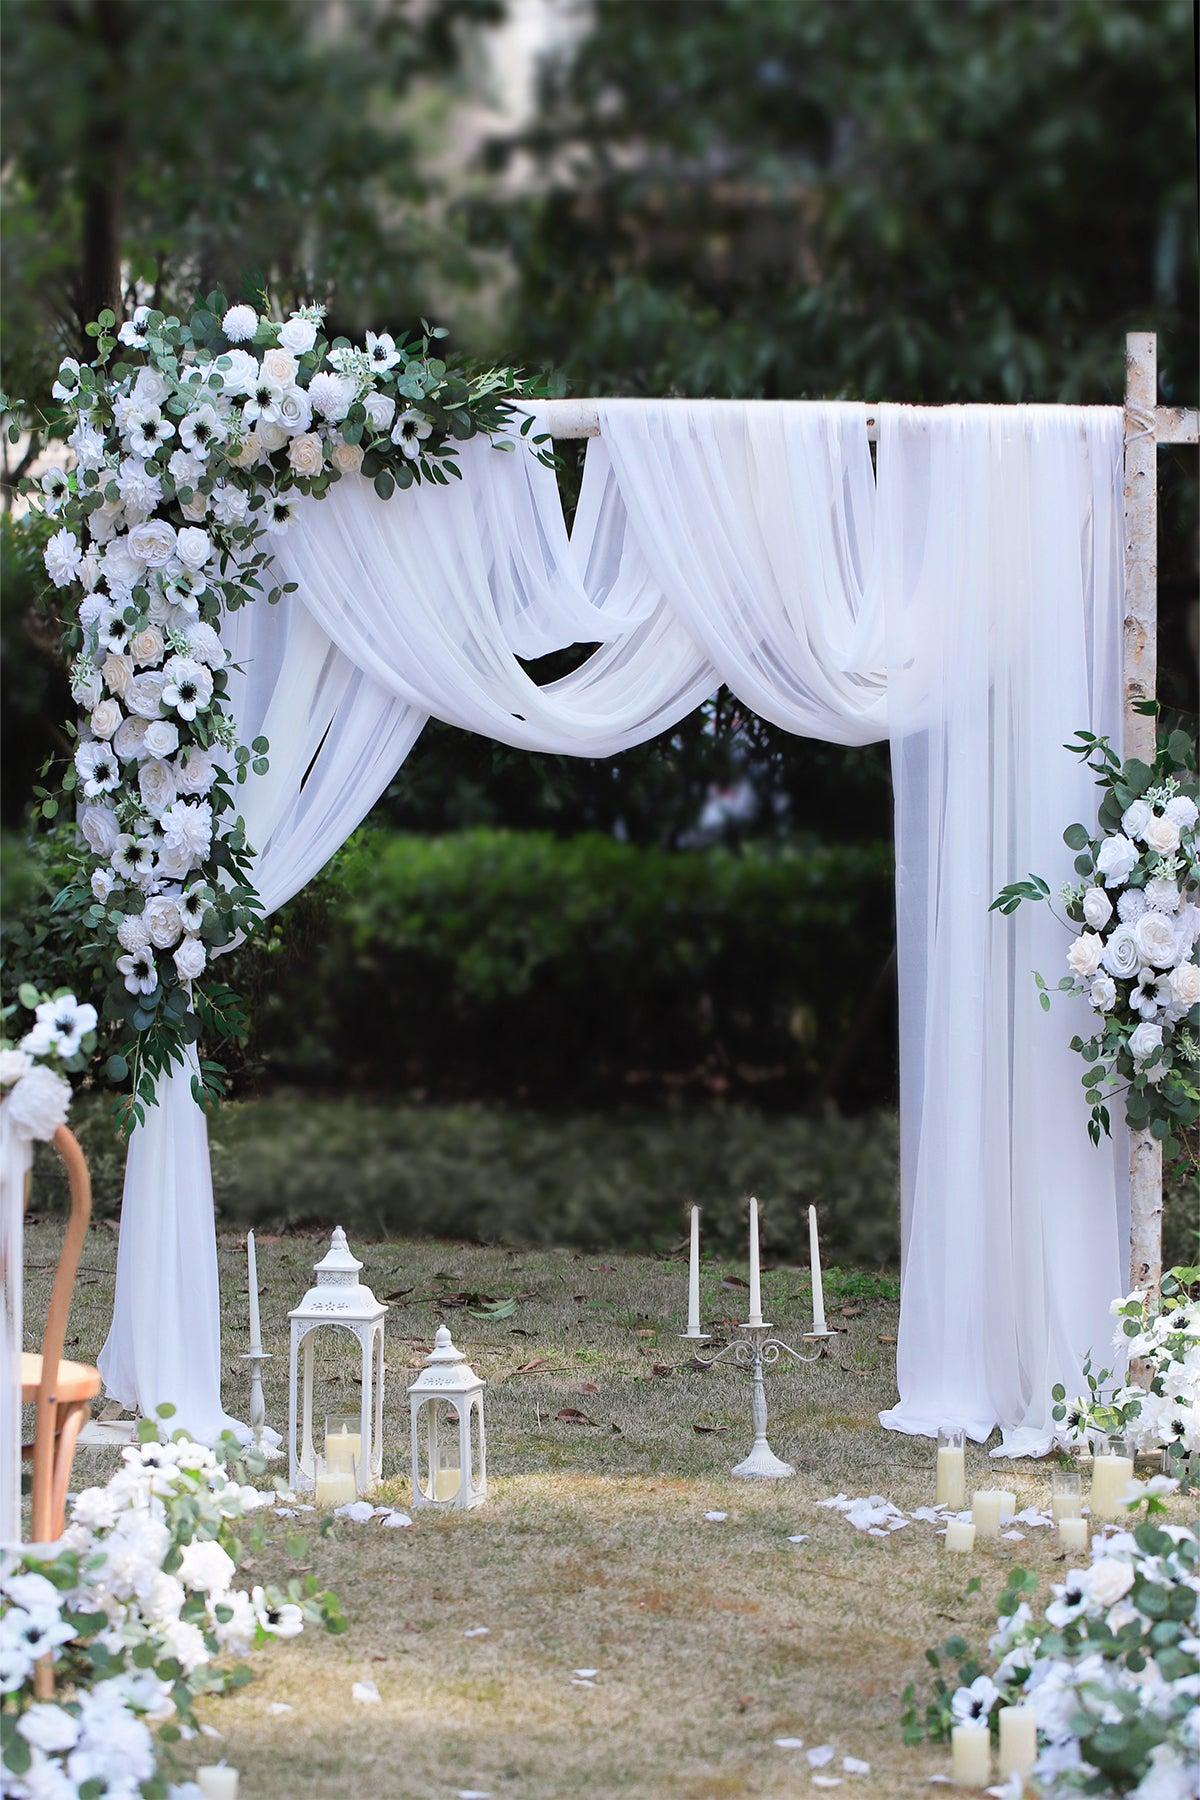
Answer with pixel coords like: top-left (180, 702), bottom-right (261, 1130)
top-left (288, 1227), bottom-right (386, 1496)
top-left (407, 1326), bottom-right (487, 1511)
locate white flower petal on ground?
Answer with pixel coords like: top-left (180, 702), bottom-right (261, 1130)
top-left (380, 1510), bottom-right (412, 1528)
top-left (704, 1511), bottom-right (727, 1522)
top-left (351, 1679), bottom-right (380, 1705)
top-left (806, 1745), bottom-right (835, 1766)
top-left (333, 1500), bottom-right (376, 1523)
top-left (843, 1757), bottom-right (871, 1775)
top-left (573, 1668), bottom-right (598, 1679)
top-left (811, 1778), bottom-right (843, 1790)
top-left (265, 1702), bottom-right (293, 1715)
top-left (787, 1533), bottom-right (810, 1543)
top-left (463, 1627), bottom-right (490, 1638)
top-left (775, 1737), bottom-right (805, 1750)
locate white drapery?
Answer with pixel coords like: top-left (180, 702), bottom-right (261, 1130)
top-left (98, 399), bottom-right (1126, 1457)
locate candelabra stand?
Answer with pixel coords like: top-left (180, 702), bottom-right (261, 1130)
top-left (242, 1346), bottom-right (271, 1452)
top-left (693, 1321), bottom-right (833, 1479)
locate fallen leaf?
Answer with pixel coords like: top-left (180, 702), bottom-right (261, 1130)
top-left (839, 1305), bottom-right (862, 1318)
top-left (510, 1358), bottom-right (553, 1376)
top-left (576, 1381), bottom-right (600, 1394)
top-left (652, 1364), bottom-right (674, 1378)
top-left (877, 1334), bottom-right (897, 1345)
top-left (721, 1274), bottom-right (750, 1290)
top-left (693, 1422), bottom-right (726, 1435)
top-left (555, 1407), bottom-right (597, 1426)
top-left (383, 1287), bottom-right (413, 1302)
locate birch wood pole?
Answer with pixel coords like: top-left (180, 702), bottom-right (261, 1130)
top-left (1123, 331), bottom-right (1163, 1297)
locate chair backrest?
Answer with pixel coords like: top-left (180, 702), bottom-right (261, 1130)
top-left (34, 1125), bottom-right (92, 1404)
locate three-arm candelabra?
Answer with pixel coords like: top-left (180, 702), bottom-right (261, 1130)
top-left (684, 1318), bottom-right (832, 1478)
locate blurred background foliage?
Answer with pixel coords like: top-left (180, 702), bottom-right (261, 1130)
top-left (2, 0), bottom-right (1196, 1249)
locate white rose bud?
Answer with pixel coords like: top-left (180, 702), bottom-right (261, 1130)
top-left (1090, 973), bottom-right (1117, 1012)
top-left (1066, 933), bottom-right (1104, 980)
top-left (89, 698), bottom-right (122, 740)
top-left (1081, 887), bottom-right (1113, 931)
top-left (287, 432), bottom-right (325, 478)
top-left (91, 867), bottom-right (117, 901)
top-left (174, 936), bottom-right (208, 981)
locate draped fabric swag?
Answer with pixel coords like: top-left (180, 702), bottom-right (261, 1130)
top-left (97, 400), bottom-right (1127, 1456)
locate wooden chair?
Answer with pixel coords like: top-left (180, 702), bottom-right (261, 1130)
top-left (21, 1125), bottom-right (101, 1544)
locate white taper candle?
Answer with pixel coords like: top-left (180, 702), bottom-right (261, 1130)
top-left (246, 1230), bottom-right (262, 1353)
top-left (808, 1205), bottom-right (827, 1334)
top-left (686, 1205), bottom-right (701, 1336)
top-left (747, 1196), bottom-right (763, 1326)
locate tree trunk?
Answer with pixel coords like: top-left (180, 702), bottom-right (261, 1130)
top-left (73, 0), bottom-right (131, 338)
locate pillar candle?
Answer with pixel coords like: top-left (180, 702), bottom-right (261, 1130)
top-left (937, 1444), bottom-right (967, 1509)
top-left (434, 1467), bottom-right (462, 1501)
top-left (998, 1490), bottom-right (1016, 1524)
top-left (324, 1427), bottom-right (361, 1475)
top-left (944, 1518), bottom-right (975, 1553)
top-left (246, 1230), bottom-right (261, 1352)
top-left (747, 1196), bottom-right (763, 1326)
top-left (685, 1205), bottom-right (702, 1336)
top-left (950, 1722), bottom-right (990, 1787)
top-left (971, 1490), bottom-right (1005, 1540)
top-left (808, 1204), bottom-right (827, 1334)
top-left (1058, 1516), bottom-right (1089, 1554)
top-left (997, 1706), bottom-right (1037, 1778)
top-left (197, 1770), bottom-right (240, 1800)
top-left (314, 1466), bottom-right (357, 1508)
top-left (1091, 1451), bottom-right (1135, 1520)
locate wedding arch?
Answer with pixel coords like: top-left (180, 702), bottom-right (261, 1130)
top-left (18, 300), bottom-right (1199, 1459)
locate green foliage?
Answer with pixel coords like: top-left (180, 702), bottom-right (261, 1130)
top-left (245, 827), bottom-right (896, 1107)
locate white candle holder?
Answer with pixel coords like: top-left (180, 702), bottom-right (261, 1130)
top-left (242, 1346), bottom-right (271, 1451)
top-left (693, 1319), bottom-right (834, 1479)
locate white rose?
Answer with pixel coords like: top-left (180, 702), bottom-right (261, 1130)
top-left (1128, 1021), bottom-right (1163, 1065)
top-left (175, 745), bottom-right (217, 795)
top-left (155, 842), bottom-right (193, 881)
top-left (228, 431), bottom-right (261, 468)
top-left (89, 698), bottom-right (122, 740)
top-left (124, 671), bottom-right (169, 719)
top-left (1090, 973), bottom-right (1117, 1013)
top-left (1167, 961), bottom-right (1200, 1010)
top-left (257, 420), bottom-right (287, 453)
top-left (1121, 800), bottom-right (1153, 839)
top-left (1086, 1559), bottom-right (1135, 1609)
top-left (278, 315), bottom-right (318, 356)
top-left (1095, 834), bottom-right (1140, 888)
top-left (261, 348), bottom-right (298, 386)
top-left (91, 866), bottom-right (117, 901)
top-left (1066, 933), bottom-right (1105, 979)
top-left (181, 489), bottom-right (210, 522)
top-left (144, 896), bottom-right (184, 950)
top-left (1165, 795), bottom-right (1198, 831)
top-left (143, 719), bottom-right (180, 758)
top-left (1143, 813), bottom-right (1181, 855)
top-left (287, 432), bottom-right (324, 477)
top-left (114, 715), bottom-right (150, 762)
top-left (79, 547), bottom-right (101, 592)
top-left (130, 625), bottom-right (165, 667)
top-left (4, 1067), bottom-right (71, 1141)
top-left (175, 526), bottom-right (212, 571)
top-left (0, 1048), bottom-right (32, 1088)
top-left (1102, 923), bottom-right (1140, 979)
top-left (127, 519), bottom-right (178, 568)
top-left (331, 441), bottom-right (364, 476)
top-left (79, 803), bottom-right (121, 858)
top-left (1081, 888), bottom-right (1113, 931)
top-left (101, 651), bottom-right (134, 698)
top-left (133, 366), bottom-right (170, 408)
top-left (363, 392), bottom-right (396, 433)
top-left (1133, 910), bottom-right (1178, 970)
top-left (138, 757), bottom-right (178, 817)
top-left (174, 936), bottom-right (208, 981)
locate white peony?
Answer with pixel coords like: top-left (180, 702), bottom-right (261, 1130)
top-left (44, 527), bottom-right (82, 588)
top-left (1081, 887), bottom-right (1113, 931)
top-left (287, 432), bottom-right (324, 477)
top-left (184, 621), bottom-right (225, 669)
top-left (1165, 794), bottom-right (1198, 831)
top-left (15, 1701), bottom-right (78, 1754)
top-left (173, 936), bottom-right (207, 981)
top-left (144, 897), bottom-right (184, 951)
top-left (1095, 834), bottom-right (1140, 888)
top-left (161, 799), bottom-right (213, 862)
top-left (307, 372), bottom-right (354, 422)
top-left (1121, 799), bottom-right (1153, 839)
top-left (124, 670), bottom-right (169, 719)
top-left (89, 698), bottom-right (122, 740)
top-left (210, 481), bottom-right (250, 527)
top-left (1066, 933), bottom-right (1105, 979)
top-left (1102, 923), bottom-right (1140, 979)
top-left (4, 1066), bottom-right (71, 1141)
top-left (79, 803), bottom-right (121, 858)
top-left (1143, 813), bottom-right (1181, 856)
top-left (1167, 961), bottom-right (1200, 1010)
top-left (174, 526), bottom-right (212, 571)
top-left (70, 416), bottom-right (107, 471)
top-left (138, 757), bottom-right (178, 818)
top-left (277, 315), bottom-right (318, 356)
top-left (1128, 1021), bottom-right (1164, 1065)
top-left (113, 714), bottom-right (150, 762)
top-left (1133, 911), bottom-right (1179, 970)
top-left (127, 519), bottom-right (178, 569)
top-left (1090, 972), bottom-right (1117, 1012)
top-left (222, 304), bottom-right (259, 343)
top-left (363, 392), bottom-right (396, 433)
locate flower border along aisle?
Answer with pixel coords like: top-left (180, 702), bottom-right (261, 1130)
top-left (23, 292), bottom-right (554, 1129)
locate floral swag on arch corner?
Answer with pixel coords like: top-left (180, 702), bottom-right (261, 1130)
top-left (14, 291), bottom-right (556, 1128)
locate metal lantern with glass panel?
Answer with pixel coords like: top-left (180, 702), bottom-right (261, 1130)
top-left (407, 1325), bottom-right (487, 1510)
top-left (288, 1227), bottom-right (386, 1498)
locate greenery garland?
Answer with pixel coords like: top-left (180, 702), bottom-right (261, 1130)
top-left (15, 290), bottom-right (554, 1131)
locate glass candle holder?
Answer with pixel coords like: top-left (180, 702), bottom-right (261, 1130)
top-left (1090, 1433), bottom-right (1136, 1521)
top-left (313, 1449), bottom-right (358, 1510)
top-left (1050, 1468), bottom-right (1083, 1522)
top-left (936, 1426), bottom-right (967, 1509)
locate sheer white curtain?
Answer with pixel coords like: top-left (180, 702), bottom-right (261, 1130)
top-left (97, 400), bottom-right (1125, 1456)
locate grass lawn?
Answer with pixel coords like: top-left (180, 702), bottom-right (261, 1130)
top-left (21, 1222), bottom-right (1165, 1800)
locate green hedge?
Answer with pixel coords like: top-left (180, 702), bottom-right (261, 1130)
top-left (250, 828), bottom-right (897, 1108)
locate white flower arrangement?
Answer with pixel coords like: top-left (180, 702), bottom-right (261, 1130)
top-left (994, 727), bottom-right (1199, 1162)
top-left (1052, 1267), bottom-right (1200, 1464)
top-left (0, 1419), bottom-right (344, 1797)
top-left (19, 292), bottom-right (554, 1130)
top-left (0, 989), bottom-right (95, 1144)
top-left (903, 1483), bottom-right (1199, 1796)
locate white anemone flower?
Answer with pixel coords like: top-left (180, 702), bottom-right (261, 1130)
top-left (110, 834), bottom-right (156, 882)
top-left (74, 740), bottom-right (120, 798)
top-left (40, 467), bottom-right (70, 514)
top-left (124, 406), bottom-right (176, 457)
top-left (365, 329), bottom-right (402, 372)
top-left (391, 407), bottom-right (432, 459)
top-left (179, 403), bottom-right (226, 460)
top-left (116, 947), bottom-right (158, 997)
top-left (265, 493), bottom-right (298, 534)
top-left (117, 305), bottom-right (152, 348)
top-left (161, 656), bottom-right (214, 722)
top-left (32, 995), bottom-right (98, 1059)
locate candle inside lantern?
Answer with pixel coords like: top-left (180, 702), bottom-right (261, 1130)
top-left (314, 1453), bottom-right (357, 1509)
top-left (936, 1427), bottom-right (966, 1508)
top-left (997, 1705), bottom-right (1037, 1778)
top-left (747, 1196), bottom-right (763, 1326)
top-left (950, 1722), bottom-right (990, 1787)
top-left (685, 1204), bottom-right (702, 1337)
top-left (324, 1416), bottom-right (362, 1476)
top-left (197, 1768), bottom-right (240, 1800)
top-left (434, 1467), bottom-right (462, 1501)
top-left (1058, 1516), bottom-right (1089, 1554)
top-left (807, 1204), bottom-right (826, 1334)
top-left (246, 1230), bottom-right (261, 1352)
top-left (944, 1517), bottom-right (975, 1553)
top-left (971, 1490), bottom-right (1006, 1540)
top-left (1091, 1441), bottom-right (1135, 1520)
